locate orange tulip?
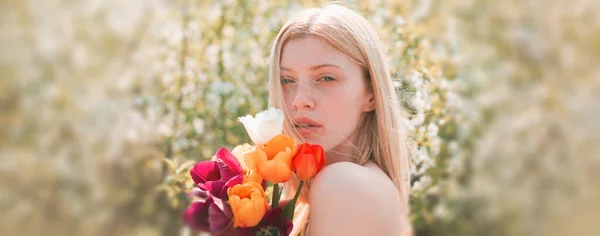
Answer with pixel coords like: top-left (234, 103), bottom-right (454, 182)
top-left (227, 182), bottom-right (268, 228)
top-left (262, 134), bottom-right (295, 159)
top-left (244, 134), bottom-right (295, 183)
top-left (231, 144), bottom-right (265, 185)
top-left (292, 143), bottom-right (326, 180)
top-left (243, 171), bottom-right (263, 185)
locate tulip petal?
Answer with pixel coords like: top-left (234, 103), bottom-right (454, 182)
top-left (283, 217), bottom-right (294, 235)
top-left (221, 174), bottom-right (244, 199)
top-left (257, 113), bottom-right (283, 144)
top-left (202, 180), bottom-right (226, 199)
top-left (239, 108), bottom-right (285, 145)
top-left (238, 201), bottom-right (257, 227)
top-left (263, 208), bottom-right (294, 236)
top-left (275, 160), bottom-right (294, 183)
top-left (215, 148), bottom-right (243, 180)
top-left (190, 161), bottom-right (220, 185)
top-left (244, 147), bottom-right (268, 172)
top-left (183, 197), bottom-right (213, 232)
top-left (261, 179), bottom-right (267, 190)
top-left (243, 171), bottom-right (263, 184)
top-left (263, 134), bottom-right (295, 160)
top-left (208, 196), bottom-right (233, 233)
top-left (231, 143), bottom-right (252, 170)
top-left (292, 143), bottom-right (326, 180)
top-left (258, 160), bottom-right (293, 183)
top-left (293, 154), bottom-right (317, 180)
top-left (239, 115), bottom-right (262, 145)
top-left (272, 147), bottom-right (293, 166)
top-left (228, 182), bottom-right (268, 228)
top-left (217, 148), bottom-right (243, 174)
top-left (256, 109), bottom-right (284, 144)
top-left (257, 148), bottom-right (294, 183)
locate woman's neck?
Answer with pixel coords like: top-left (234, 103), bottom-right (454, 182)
top-left (323, 127), bottom-right (363, 166)
top-left (325, 141), bottom-right (358, 165)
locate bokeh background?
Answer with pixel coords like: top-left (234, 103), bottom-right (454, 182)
top-left (1, 0), bottom-right (599, 235)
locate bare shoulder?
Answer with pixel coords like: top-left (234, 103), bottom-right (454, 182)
top-left (308, 161), bottom-right (410, 236)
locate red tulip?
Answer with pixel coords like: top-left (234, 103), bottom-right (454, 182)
top-left (292, 143), bottom-right (326, 180)
top-left (182, 192), bottom-right (233, 234)
top-left (190, 147), bottom-right (244, 200)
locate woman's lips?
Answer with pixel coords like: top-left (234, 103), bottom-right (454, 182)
top-left (295, 126), bottom-right (322, 136)
top-left (293, 117), bottom-right (322, 136)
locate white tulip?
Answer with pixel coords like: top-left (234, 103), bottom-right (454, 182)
top-left (238, 107), bottom-right (284, 145)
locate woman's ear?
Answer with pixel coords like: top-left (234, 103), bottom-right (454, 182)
top-left (363, 96), bottom-right (375, 112)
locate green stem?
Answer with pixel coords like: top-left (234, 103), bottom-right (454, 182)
top-left (283, 180), bottom-right (304, 219)
top-left (292, 181), bottom-right (304, 203)
top-left (271, 183), bottom-right (281, 209)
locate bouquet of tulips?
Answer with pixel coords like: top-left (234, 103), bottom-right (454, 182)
top-left (183, 108), bottom-right (326, 236)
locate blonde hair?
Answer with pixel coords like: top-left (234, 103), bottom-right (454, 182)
top-left (267, 4), bottom-right (411, 214)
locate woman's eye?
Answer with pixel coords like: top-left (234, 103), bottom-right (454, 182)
top-left (281, 77), bottom-right (295, 84)
top-left (319, 76), bottom-right (335, 82)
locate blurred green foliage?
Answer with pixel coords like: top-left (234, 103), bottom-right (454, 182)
top-left (1, 0), bottom-right (599, 235)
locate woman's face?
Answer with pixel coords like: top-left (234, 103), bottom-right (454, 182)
top-left (279, 36), bottom-right (374, 152)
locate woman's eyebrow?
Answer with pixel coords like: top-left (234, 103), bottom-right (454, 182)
top-left (280, 64), bottom-right (341, 71)
top-left (308, 64), bottom-right (341, 70)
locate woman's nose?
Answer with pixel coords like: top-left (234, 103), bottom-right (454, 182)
top-left (292, 84), bottom-right (315, 111)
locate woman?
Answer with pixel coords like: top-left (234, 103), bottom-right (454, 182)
top-left (268, 3), bottom-right (413, 236)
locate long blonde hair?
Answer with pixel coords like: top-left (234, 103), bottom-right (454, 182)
top-left (267, 4), bottom-right (411, 214)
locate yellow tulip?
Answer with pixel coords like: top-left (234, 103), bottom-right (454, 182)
top-left (244, 135), bottom-right (295, 183)
top-left (227, 182), bottom-right (268, 228)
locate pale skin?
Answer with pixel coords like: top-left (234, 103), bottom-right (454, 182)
top-left (280, 36), bottom-right (409, 235)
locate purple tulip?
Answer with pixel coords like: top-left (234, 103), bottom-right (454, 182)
top-left (237, 208), bottom-right (293, 236)
top-left (183, 193), bottom-right (234, 234)
top-left (190, 147), bottom-right (244, 200)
